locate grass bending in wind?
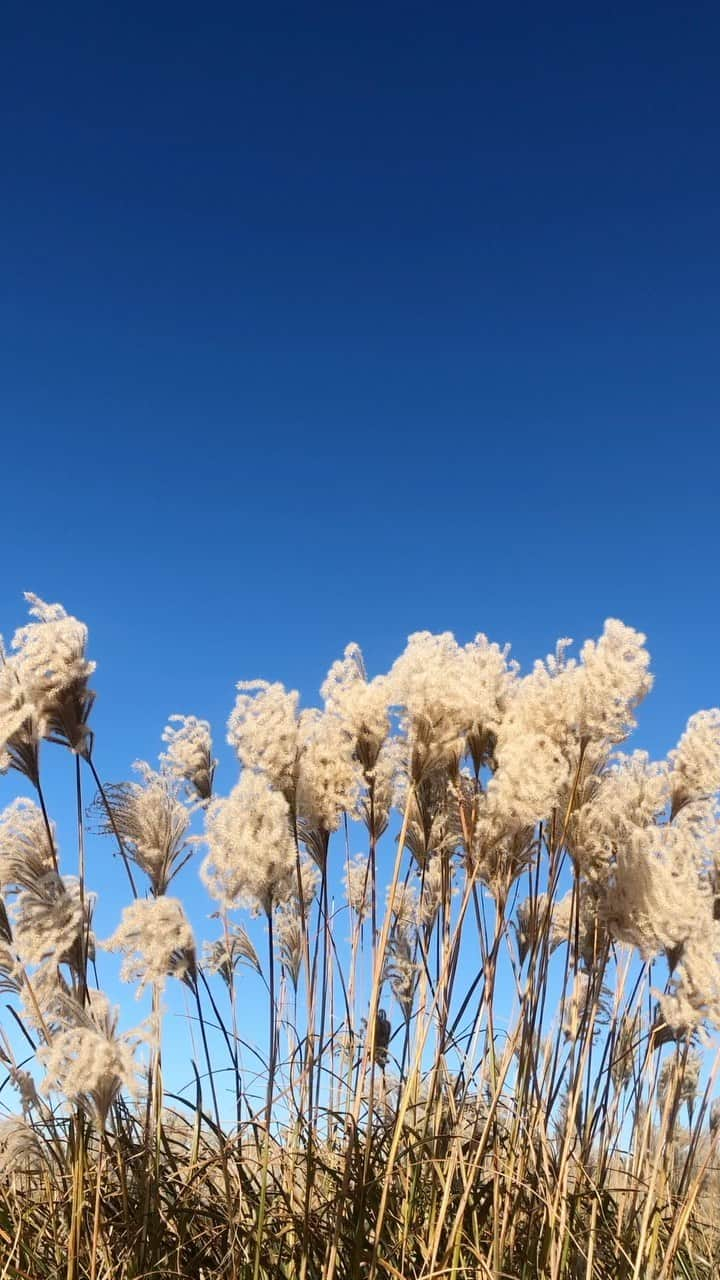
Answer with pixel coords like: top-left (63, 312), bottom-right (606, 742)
top-left (0, 598), bottom-right (720, 1277)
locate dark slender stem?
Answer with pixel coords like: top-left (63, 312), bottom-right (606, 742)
top-left (199, 967), bottom-right (243, 1124)
top-left (193, 978), bottom-right (223, 1137)
top-left (34, 778), bottom-right (59, 873)
top-left (369, 782), bottom-right (378, 952)
top-left (86, 755), bottom-right (138, 897)
top-left (266, 910), bottom-right (276, 1130)
top-left (314, 867), bottom-right (330, 1131)
top-left (75, 754), bottom-right (89, 1005)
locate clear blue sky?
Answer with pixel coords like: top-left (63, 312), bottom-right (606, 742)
top-left (2, 0), bottom-right (718, 741)
top-left (1, 1), bottom-right (719, 1103)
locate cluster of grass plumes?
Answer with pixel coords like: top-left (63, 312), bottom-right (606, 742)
top-left (2, 597), bottom-right (720, 1277)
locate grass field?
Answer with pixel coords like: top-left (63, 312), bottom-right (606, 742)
top-left (1, 596), bottom-right (720, 1278)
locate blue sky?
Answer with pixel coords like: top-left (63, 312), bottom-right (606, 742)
top-left (1, 2), bottom-right (719, 1106)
